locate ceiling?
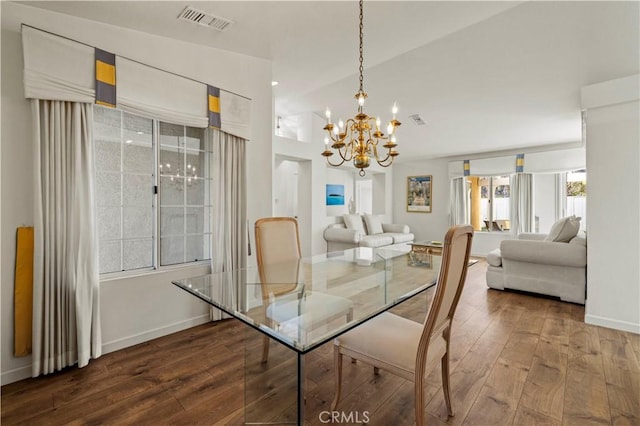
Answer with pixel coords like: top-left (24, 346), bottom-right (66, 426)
top-left (18, 1), bottom-right (640, 161)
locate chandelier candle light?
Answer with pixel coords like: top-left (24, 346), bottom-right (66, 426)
top-left (321, 0), bottom-right (400, 176)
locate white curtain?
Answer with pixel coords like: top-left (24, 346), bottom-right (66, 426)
top-left (32, 100), bottom-right (101, 376)
top-left (555, 172), bottom-right (568, 220)
top-left (209, 128), bottom-right (247, 321)
top-left (449, 177), bottom-right (469, 226)
top-left (510, 173), bottom-right (534, 235)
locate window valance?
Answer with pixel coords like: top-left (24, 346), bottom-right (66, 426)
top-left (448, 155), bottom-right (514, 178)
top-left (116, 58), bottom-right (208, 128)
top-left (22, 26), bottom-right (94, 103)
top-left (21, 25), bottom-right (251, 139)
top-left (448, 148), bottom-right (585, 178)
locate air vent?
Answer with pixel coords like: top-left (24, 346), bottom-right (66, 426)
top-left (178, 6), bottom-right (234, 32)
top-left (409, 114), bottom-right (427, 126)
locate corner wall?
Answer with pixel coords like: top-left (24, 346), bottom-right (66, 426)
top-left (1, 2), bottom-right (272, 384)
top-left (583, 74), bottom-right (640, 334)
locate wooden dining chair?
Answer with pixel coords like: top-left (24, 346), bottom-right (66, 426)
top-left (331, 225), bottom-right (474, 425)
top-left (255, 217), bottom-right (353, 362)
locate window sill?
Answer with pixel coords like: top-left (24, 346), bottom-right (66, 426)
top-left (100, 260), bottom-right (211, 283)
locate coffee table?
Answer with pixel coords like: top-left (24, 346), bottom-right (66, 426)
top-left (409, 240), bottom-right (444, 266)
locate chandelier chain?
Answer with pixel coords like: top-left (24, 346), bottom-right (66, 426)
top-left (321, 0), bottom-right (401, 176)
top-left (358, 0), bottom-right (364, 93)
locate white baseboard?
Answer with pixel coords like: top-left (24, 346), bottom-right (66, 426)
top-left (1, 365), bottom-right (32, 386)
top-left (1, 315), bottom-right (212, 386)
top-left (101, 314), bottom-right (210, 355)
top-left (585, 314), bottom-right (640, 334)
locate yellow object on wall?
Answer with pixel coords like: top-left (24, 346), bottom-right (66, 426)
top-left (14, 226), bottom-right (34, 357)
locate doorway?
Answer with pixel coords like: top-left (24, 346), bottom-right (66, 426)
top-left (273, 156), bottom-right (312, 256)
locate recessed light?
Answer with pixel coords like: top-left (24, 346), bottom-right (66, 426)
top-left (125, 139), bottom-right (133, 144)
top-left (271, 81), bottom-right (279, 87)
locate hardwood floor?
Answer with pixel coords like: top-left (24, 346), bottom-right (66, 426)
top-left (2, 261), bottom-right (639, 425)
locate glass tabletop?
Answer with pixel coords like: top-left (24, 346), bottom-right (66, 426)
top-left (172, 245), bottom-right (442, 354)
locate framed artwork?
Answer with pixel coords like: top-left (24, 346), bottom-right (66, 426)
top-left (326, 184), bottom-right (345, 206)
top-left (407, 175), bottom-right (432, 213)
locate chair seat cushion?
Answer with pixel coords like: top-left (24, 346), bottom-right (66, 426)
top-left (335, 312), bottom-right (446, 374)
top-left (486, 249), bottom-right (502, 267)
top-left (267, 292), bottom-right (353, 329)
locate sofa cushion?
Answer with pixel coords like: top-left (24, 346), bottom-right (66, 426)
top-left (360, 235), bottom-right (394, 248)
top-left (487, 249), bottom-right (502, 267)
top-left (343, 214), bottom-right (365, 233)
top-left (545, 216), bottom-right (580, 243)
top-left (363, 213), bottom-right (383, 235)
top-left (385, 232), bottom-right (415, 244)
top-left (569, 236), bottom-right (587, 247)
top-left (382, 223), bottom-right (410, 234)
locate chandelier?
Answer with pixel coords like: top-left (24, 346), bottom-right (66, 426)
top-left (321, 0), bottom-right (400, 177)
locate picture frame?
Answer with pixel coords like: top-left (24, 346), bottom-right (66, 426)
top-left (325, 184), bottom-right (345, 206)
top-left (407, 175), bottom-right (432, 213)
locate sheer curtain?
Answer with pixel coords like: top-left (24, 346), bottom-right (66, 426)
top-left (208, 128), bottom-right (247, 321)
top-left (449, 177), bottom-right (469, 226)
top-left (32, 100), bottom-right (101, 376)
top-left (510, 173), bottom-right (534, 235)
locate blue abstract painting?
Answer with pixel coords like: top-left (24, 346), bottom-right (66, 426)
top-left (326, 184), bottom-right (345, 206)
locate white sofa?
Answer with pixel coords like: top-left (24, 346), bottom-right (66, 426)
top-left (324, 214), bottom-right (414, 252)
top-left (485, 217), bottom-right (586, 304)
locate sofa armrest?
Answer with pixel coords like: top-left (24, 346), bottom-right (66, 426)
top-left (382, 223), bottom-right (410, 234)
top-left (517, 233), bottom-right (547, 241)
top-left (500, 239), bottom-right (586, 267)
top-left (324, 227), bottom-right (362, 244)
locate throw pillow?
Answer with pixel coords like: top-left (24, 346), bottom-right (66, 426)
top-left (545, 216), bottom-right (581, 243)
top-left (363, 214), bottom-right (383, 235)
top-left (343, 214), bottom-right (365, 233)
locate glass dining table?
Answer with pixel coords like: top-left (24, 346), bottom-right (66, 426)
top-left (172, 245), bottom-right (444, 425)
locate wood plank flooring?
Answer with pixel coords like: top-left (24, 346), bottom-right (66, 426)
top-left (2, 261), bottom-right (639, 425)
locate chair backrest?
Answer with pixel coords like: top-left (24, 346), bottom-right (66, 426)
top-left (254, 217), bottom-right (302, 297)
top-left (417, 226), bottom-right (474, 360)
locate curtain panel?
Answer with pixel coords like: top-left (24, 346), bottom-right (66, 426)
top-left (32, 100), bottom-right (101, 376)
top-left (510, 173), bottom-right (534, 235)
top-left (209, 129), bottom-right (247, 321)
top-left (449, 177), bottom-right (469, 226)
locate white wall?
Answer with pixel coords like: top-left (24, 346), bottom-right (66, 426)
top-left (1, 2), bottom-right (272, 384)
top-left (583, 75), bottom-right (640, 334)
top-left (392, 159), bottom-right (450, 243)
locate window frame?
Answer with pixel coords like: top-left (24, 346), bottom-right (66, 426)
top-left (94, 106), bottom-right (212, 278)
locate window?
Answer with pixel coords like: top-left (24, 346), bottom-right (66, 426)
top-left (159, 123), bottom-right (211, 265)
top-left (470, 176), bottom-right (510, 231)
top-left (94, 106), bottom-right (212, 274)
top-left (566, 169), bottom-right (586, 231)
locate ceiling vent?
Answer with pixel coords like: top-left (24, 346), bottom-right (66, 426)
top-left (409, 114), bottom-right (427, 126)
top-left (178, 6), bottom-right (234, 32)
